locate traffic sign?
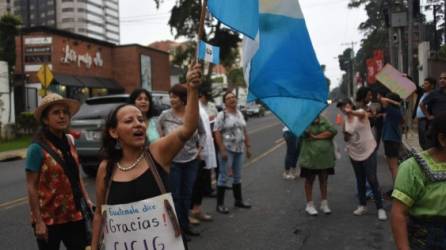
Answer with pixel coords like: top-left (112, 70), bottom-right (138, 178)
top-left (36, 64), bottom-right (53, 88)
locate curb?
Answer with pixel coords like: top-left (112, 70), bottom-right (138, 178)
top-left (0, 149), bottom-right (27, 162)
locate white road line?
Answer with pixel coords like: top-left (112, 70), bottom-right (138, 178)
top-left (245, 141), bottom-right (285, 167)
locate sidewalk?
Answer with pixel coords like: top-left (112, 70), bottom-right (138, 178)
top-left (0, 149), bottom-right (27, 162)
top-left (402, 127), bottom-right (422, 152)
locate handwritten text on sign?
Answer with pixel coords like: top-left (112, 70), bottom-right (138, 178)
top-left (375, 64), bottom-right (416, 99)
top-left (102, 193), bottom-right (184, 250)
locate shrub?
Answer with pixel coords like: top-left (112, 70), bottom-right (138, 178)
top-left (16, 112), bottom-right (38, 135)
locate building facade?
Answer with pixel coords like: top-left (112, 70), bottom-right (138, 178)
top-left (0, 0), bottom-right (13, 16)
top-left (13, 0), bottom-right (119, 44)
top-left (14, 27), bottom-right (170, 114)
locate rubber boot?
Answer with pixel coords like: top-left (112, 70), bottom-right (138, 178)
top-left (216, 186), bottom-right (229, 214)
top-left (233, 183), bottom-right (252, 209)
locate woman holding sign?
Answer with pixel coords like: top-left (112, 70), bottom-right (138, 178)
top-left (90, 64), bottom-right (202, 250)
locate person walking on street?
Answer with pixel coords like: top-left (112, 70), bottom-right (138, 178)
top-left (391, 112), bottom-right (446, 250)
top-left (189, 102), bottom-right (217, 224)
top-left (214, 91), bottom-right (252, 214)
top-left (282, 126), bottom-right (301, 180)
top-left (416, 78), bottom-right (436, 150)
top-left (157, 83), bottom-right (205, 239)
top-left (90, 64), bottom-right (202, 249)
top-left (337, 99), bottom-right (387, 221)
top-left (299, 116), bottom-right (337, 216)
top-left (26, 93), bottom-right (94, 250)
top-left (129, 88), bottom-right (160, 144)
top-left (381, 93), bottom-right (403, 181)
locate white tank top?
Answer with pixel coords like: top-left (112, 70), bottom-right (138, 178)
top-left (344, 109), bottom-right (376, 161)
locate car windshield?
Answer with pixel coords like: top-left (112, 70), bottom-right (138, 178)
top-left (73, 103), bottom-right (124, 120)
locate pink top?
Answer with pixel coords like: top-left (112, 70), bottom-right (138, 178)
top-left (344, 109), bottom-right (376, 161)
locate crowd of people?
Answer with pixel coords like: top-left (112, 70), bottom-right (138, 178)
top-left (23, 65), bottom-right (445, 250)
top-left (24, 64), bottom-right (255, 250)
top-left (280, 72), bottom-right (446, 249)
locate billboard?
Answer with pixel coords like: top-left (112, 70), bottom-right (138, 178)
top-left (141, 55), bottom-right (152, 90)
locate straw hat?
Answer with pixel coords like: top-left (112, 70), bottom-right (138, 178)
top-left (34, 93), bottom-right (80, 121)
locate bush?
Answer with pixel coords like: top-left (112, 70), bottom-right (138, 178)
top-left (16, 112), bottom-right (38, 135)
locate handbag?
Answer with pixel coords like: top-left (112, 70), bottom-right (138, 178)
top-left (35, 138), bottom-right (94, 244)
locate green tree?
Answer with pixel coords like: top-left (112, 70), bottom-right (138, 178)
top-left (153, 0), bottom-right (242, 97)
top-left (0, 14), bottom-right (21, 73)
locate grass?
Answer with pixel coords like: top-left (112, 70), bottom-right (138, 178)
top-left (0, 135), bottom-right (32, 153)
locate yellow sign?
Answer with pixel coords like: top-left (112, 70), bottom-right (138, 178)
top-left (36, 64), bottom-right (54, 88)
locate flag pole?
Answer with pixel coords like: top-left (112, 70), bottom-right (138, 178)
top-left (196, 0), bottom-right (207, 63)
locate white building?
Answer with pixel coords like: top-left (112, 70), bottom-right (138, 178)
top-left (13, 0), bottom-right (120, 44)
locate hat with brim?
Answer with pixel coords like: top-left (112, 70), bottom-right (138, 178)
top-left (34, 93), bottom-right (80, 121)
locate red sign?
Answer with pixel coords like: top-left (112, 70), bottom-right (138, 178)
top-left (366, 49), bottom-right (385, 85)
top-left (367, 58), bottom-right (376, 84)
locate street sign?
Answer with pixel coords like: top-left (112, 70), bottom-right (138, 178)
top-left (36, 64), bottom-right (53, 88)
top-left (391, 12), bottom-right (407, 28)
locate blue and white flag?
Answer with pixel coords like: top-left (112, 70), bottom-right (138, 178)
top-left (243, 0), bottom-right (328, 136)
top-left (198, 40), bottom-right (220, 64)
top-left (208, 0), bottom-right (259, 39)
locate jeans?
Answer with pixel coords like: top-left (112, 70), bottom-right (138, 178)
top-left (35, 220), bottom-right (87, 250)
top-left (169, 159), bottom-right (199, 231)
top-left (191, 160), bottom-right (212, 206)
top-left (418, 118), bottom-right (430, 150)
top-left (283, 131), bottom-right (300, 170)
top-left (218, 150), bottom-right (243, 186)
top-left (350, 151), bottom-right (383, 209)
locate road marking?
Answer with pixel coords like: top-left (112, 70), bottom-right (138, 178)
top-left (0, 179), bottom-right (91, 211)
top-left (248, 122), bottom-right (281, 135)
top-left (274, 138), bottom-right (284, 144)
top-left (0, 197), bottom-right (28, 210)
top-left (245, 141), bottom-right (285, 167)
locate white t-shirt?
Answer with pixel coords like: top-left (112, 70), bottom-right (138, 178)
top-left (344, 109), bottom-right (376, 161)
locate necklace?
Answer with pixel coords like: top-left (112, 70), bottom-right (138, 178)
top-left (117, 152), bottom-right (145, 171)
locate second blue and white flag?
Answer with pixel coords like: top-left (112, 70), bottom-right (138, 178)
top-left (198, 41), bottom-right (220, 65)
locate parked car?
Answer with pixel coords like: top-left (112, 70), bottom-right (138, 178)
top-left (71, 92), bottom-right (170, 177)
top-left (246, 102), bottom-right (265, 117)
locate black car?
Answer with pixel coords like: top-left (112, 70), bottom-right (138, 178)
top-left (71, 92), bottom-right (170, 176)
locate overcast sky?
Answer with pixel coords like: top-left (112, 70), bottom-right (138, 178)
top-left (119, 0), bottom-right (367, 89)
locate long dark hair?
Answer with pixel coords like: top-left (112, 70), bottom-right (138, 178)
top-left (100, 104), bottom-right (142, 182)
top-left (129, 88), bottom-right (156, 119)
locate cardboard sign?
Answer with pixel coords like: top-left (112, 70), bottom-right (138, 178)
top-left (375, 64), bottom-right (416, 99)
top-left (102, 193), bottom-right (184, 250)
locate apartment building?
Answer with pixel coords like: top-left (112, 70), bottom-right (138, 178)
top-left (13, 0), bottom-right (120, 44)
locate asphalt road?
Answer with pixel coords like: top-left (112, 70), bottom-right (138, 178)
top-left (0, 106), bottom-right (397, 250)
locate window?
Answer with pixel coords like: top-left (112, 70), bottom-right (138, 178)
top-left (62, 8), bottom-right (74, 12)
top-left (78, 8), bottom-right (86, 12)
top-left (62, 0), bottom-right (73, 2)
top-left (62, 18), bottom-right (75, 22)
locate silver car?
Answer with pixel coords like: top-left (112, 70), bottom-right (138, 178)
top-left (71, 92), bottom-right (170, 176)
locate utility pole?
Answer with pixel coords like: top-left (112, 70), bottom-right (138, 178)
top-left (341, 42), bottom-right (357, 99)
top-left (407, 0), bottom-right (414, 78)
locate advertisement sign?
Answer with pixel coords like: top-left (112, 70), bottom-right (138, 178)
top-left (367, 58), bottom-right (376, 84)
top-left (24, 37), bottom-right (52, 45)
top-left (375, 64), bottom-right (416, 99)
top-left (102, 193), bottom-right (184, 250)
top-left (141, 55), bottom-right (152, 90)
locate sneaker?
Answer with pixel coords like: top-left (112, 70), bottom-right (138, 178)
top-left (353, 206), bottom-right (367, 216)
top-left (282, 170), bottom-right (291, 179)
top-left (320, 200), bottom-right (332, 214)
top-left (305, 203), bottom-right (318, 216)
top-left (189, 216), bottom-right (200, 225)
top-left (377, 209), bottom-right (387, 221)
top-left (292, 168), bottom-right (300, 178)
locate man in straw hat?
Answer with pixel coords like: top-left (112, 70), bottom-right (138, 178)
top-left (25, 93), bottom-right (94, 250)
